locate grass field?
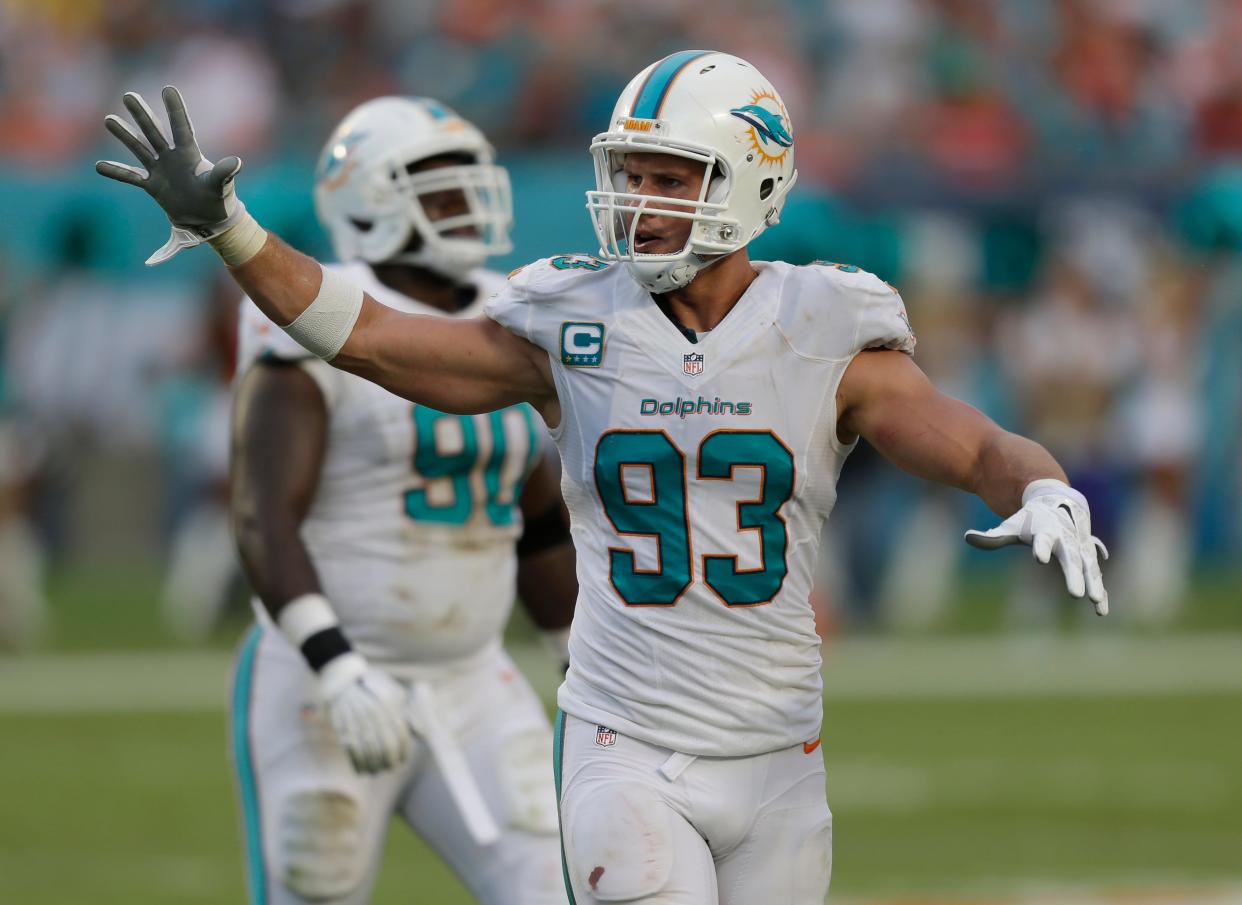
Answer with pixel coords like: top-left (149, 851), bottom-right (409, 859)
top-left (2, 634), bottom-right (1239, 905)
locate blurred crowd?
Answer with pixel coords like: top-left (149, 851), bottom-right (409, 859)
top-left (1, 0), bottom-right (1241, 644)
top-left (4, 0), bottom-right (1242, 178)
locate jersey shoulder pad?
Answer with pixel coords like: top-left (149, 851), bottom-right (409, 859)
top-left (507, 254), bottom-right (615, 291)
top-left (469, 267), bottom-right (509, 301)
top-left (776, 261), bottom-right (916, 362)
top-left (484, 255), bottom-right (617, 351)
top-left (235, 295), bottom-right (345, 407)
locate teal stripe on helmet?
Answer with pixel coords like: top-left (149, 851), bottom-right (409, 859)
top-left (631, 50), bottom-right (712, 119)
top-left (232, 626), bottom-right (267, 905)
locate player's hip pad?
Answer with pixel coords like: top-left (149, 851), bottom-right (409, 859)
top-left (564, 780), bottom-right (674, 901)
top-left (277, 788), bottom-right (366, 901)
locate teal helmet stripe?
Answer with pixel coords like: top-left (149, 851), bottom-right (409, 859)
top-left (630, 50), bottom-right (713, 119)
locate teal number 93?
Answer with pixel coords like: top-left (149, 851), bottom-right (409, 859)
top-left (405, 405), bottom-right (538, 526)
top-left (594, 430), bottom-right (794, 607)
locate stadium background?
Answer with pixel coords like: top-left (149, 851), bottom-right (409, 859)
top-left (0, 1), bottom-right (1239, 903)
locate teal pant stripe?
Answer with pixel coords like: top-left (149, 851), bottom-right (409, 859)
top-left (553, 709), bottom-right (576, 905)
top-left (232, 626), bottom-right (267, 905)
top-left (631, 50), bottom-right (712, 119)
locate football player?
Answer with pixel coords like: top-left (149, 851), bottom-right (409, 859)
top-left (228, 97), bottom-right (574, 904)
top-left (99, 53), bottom-right (1108, 905)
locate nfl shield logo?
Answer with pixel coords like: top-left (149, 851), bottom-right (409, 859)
top-left (683, 352), bottom-right (704, 376)
top-left (595, 725), bottom-right (617, 747)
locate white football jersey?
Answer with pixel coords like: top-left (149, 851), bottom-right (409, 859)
top-left (237, 262), bottom-right (544, 671)
top-left (486, 255), bottom-right (915, 756)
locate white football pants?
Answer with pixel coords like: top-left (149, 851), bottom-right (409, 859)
top-left (230, 626), bottom-right (566, 905)
top-left (554, 712), bottom-right (833, 904)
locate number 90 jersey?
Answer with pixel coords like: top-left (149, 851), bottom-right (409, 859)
top-left (486, 255), bottom-right (915, 756)
top-left (237, 263), bottom-right (543, 670)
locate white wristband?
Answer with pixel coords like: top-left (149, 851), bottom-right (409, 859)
top-left (276, 593), bottom-right (339, 648)
top-left (282, 264), bottom-right (364, 361)
top-left (207, 211), bottom-right (268, 267)
top-left (1022, 478), bottom-right (1088, 511)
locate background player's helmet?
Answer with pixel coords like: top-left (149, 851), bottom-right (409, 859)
top-left (587, 51), bottom-right (798, 293)
top-left (314, 97), bottom-right (512, 280)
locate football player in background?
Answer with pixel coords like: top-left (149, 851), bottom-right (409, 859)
top-left (227, 98), bottom-right (574, 904)
top-left (99, 52), bottom-right (1108, 905)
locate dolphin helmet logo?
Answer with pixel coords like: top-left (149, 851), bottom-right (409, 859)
top-left (730, 104), bottom-right (793, 148)
top-left (729, 89), bottom-right (793, 165)
top-left (317, 131), bottom-right (368, 188)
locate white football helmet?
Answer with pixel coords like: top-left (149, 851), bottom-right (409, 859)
top-left (314, 97), bottom-right (512, 280)
top-left (587, 50), bottom-right (798, 293)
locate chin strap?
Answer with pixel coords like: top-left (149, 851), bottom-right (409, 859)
top-left (632, 251), bottom-right (727, 294)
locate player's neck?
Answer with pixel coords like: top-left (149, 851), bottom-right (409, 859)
top-left (657, 249), bottom-right (757, 333)
top-left (370, 262), bottom-right (474, 314)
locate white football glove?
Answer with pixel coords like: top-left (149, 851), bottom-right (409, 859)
top-left (96, 86), bottom-right (251, 265)
top-left (318, 652), bottom-right (413, 774)
top-left (965, 479), bottom-right (1110, 615)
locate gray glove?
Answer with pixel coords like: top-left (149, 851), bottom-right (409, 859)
top-left (96, 86), bottom-right (249, 265)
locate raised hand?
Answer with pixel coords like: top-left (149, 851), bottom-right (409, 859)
top-left (96, 86), bottom-right (250, 265)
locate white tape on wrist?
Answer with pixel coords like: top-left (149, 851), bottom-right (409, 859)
top-left (276, 593), bottom-right (339, 648)
top-left (1022, 478), bottom-right (1088, 511)
top-left (206, 211), bottom-right (268, 267)
top-left (282, 265), bottom-right (364, 361)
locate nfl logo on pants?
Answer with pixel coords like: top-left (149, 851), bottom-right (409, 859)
top-left (595, 725), bottom-right (617, 747)
top-left (683, 352), bottom-right (704, 376)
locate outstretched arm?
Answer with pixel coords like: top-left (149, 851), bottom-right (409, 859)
top-left (837, 349), bottom-right (1108, 613)
top-left (231, 234), bottom-right (555, 416)
top-left (836, 350), bottom-right (1064, 517)
top-left (96, 87), bottom-right (555, 419)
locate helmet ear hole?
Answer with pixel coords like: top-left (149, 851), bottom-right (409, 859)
top-left (759, 178), bottom-right (774, 201)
